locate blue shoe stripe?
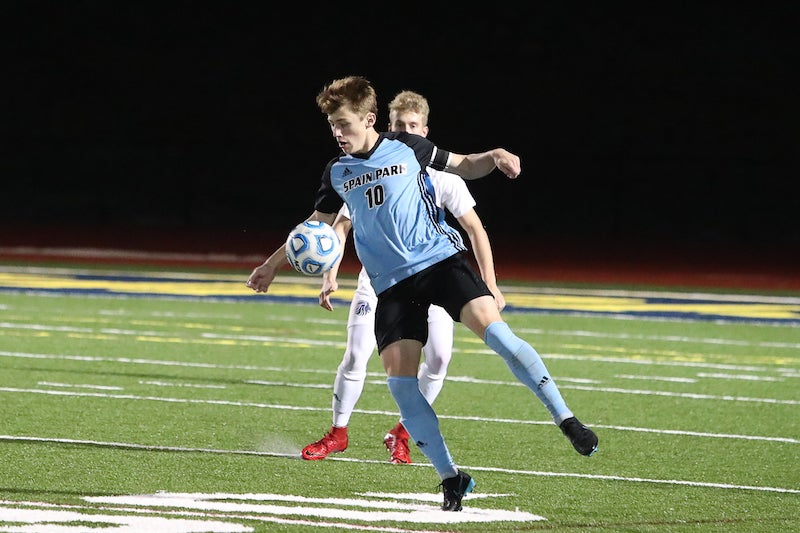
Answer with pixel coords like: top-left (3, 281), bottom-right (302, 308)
top-left (466, 478), bottom-right (476, 494)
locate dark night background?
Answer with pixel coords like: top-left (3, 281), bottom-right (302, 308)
top-left (2, 3), bottom-right (798, 275)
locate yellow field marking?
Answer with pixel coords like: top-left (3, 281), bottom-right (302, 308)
top-left (1, 271), bottom-right (799, 321)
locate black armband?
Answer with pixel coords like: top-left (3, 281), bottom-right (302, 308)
top-left (429, 147), bottom-right (450, 172)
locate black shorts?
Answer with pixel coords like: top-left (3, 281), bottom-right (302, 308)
top-left (375, 251), bottom-right (492, 352)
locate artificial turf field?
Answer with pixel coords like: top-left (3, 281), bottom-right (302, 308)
top-left (0, 260), bottom-right (798, 532)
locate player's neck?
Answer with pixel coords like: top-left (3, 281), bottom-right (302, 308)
top-left (358, 129), bottom-right (380, 154)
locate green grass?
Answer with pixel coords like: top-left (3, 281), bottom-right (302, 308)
top-left (0, 264), bottom-right (798, 532)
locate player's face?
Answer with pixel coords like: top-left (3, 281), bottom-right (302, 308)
top-left (327, 108), bottom-right (375, 154)
top-left (388, 111), bottom-right (429, 138)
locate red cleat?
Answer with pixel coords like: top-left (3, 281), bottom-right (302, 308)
top-left (383, 423), bottom-right (412, 464)
top-left (302, 427), bottom-right (348, 460)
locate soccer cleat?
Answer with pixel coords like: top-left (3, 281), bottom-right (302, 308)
top-left (440, 470), bottom-right (475, 511)
top-left (383, 423), bottom-right (412, 464)
top-left (559, 417), bottom-right (599, 456)
top-left (301, 427), bottom-right (348, 460)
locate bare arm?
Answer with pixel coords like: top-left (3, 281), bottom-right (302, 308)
top-left (455, 208), bottom-right (506, 311)
top-left (446, 148), bottom-right (521, 180)
top-left (319, 214), bottom-right (352, 311)
top-left (246, 210), bottom-right (337, 293)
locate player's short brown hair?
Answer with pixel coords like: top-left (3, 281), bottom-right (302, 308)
top-left (316, 76), bottom-right (378, 117)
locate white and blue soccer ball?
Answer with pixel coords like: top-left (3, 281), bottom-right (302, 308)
top-left (285, 220), bottom-right (342, 276)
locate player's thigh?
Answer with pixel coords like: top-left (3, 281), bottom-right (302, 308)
top-left (380, 338), bottom-right (424, 377)
top-left (339, 282), bottom-right (379, 370)
top-left (424, 305), bottom-right (454, 366)
top-left (426, 304), bottom-right (453, 326)
top-left (459, 295), bottom-right (503, 338)
top-left (348, 283), bottom-right (378, 328)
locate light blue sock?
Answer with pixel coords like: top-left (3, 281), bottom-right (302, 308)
top-left (386, 376), bottom-right (458, 480)
top-left (484, 321), bottom-right (573, 424)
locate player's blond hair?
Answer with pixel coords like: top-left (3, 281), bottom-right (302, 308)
top-left (316, 76), bottom-right (378, 117)
top-left (388, 90), bottom-right (430, 125)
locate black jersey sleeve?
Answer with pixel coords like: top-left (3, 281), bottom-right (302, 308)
top-left (384, 131), bottom-right (452, 172)
top-left (313, 157), bottom-right (345, 215)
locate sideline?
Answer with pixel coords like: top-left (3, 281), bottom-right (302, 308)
top-left (1, 265), bottom-right (799, 324)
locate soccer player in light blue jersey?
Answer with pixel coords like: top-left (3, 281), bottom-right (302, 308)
top-left (299, 91), bottom-right (496, 465)
top-left (313, 76), bottom-right (598, 512)
top-left (246, 91), bottom-right (488, 466)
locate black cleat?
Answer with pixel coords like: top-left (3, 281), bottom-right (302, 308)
top-left (560, 417), bottom-right (599, 456)
top-left (440, 470), bottom-right (475, 511)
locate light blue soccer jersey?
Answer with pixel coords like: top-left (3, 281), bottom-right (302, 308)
top-left (314, 132), bottom-right (468, 294)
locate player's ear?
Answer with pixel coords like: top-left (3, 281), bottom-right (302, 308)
top-left (365, 113), bottom-right (376, 128)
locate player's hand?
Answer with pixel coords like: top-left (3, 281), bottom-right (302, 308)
top-left (246, 263), bottom-right (277, 293)
top-left (493, 149), bottom-right (521, 179)
top-left (489, 285), bottom-right (506, 312)
top-left (319, 275), bottom-right (338, 311)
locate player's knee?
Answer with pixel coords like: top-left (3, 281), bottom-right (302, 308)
top-left (337, 357), bottom-right (369, 377)
top-left (420, 360), bottom-right (449, 376)
top-left (339, 368), bottom-right (367, 381)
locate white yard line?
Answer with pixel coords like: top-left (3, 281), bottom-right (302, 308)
top-left (1, 435), bottom-right (798, 495)
top-left (0, 384), bottom-right (797, 444)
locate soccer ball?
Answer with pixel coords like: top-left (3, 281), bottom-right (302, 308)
top-left (285, 220), bottom-right (342, 276)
